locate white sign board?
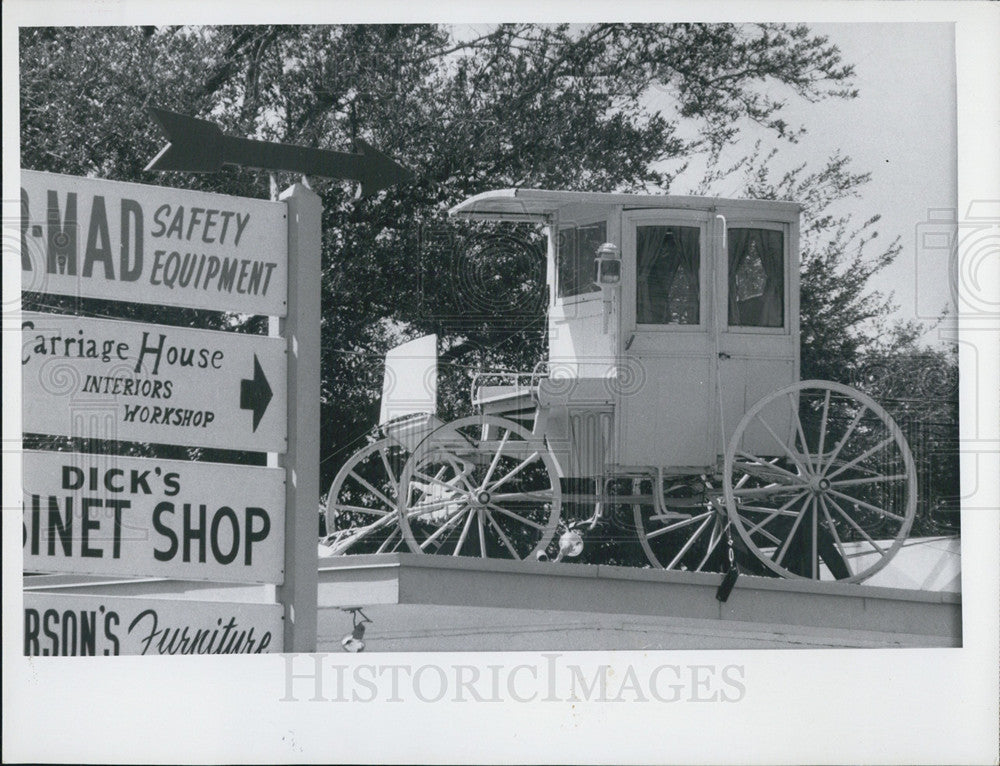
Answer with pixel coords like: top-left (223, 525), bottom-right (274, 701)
top-left (23, 450), bottom-right (285, 583)
top-left (23, 592), bottom-right (282, 655)
top-left (22, 311), bottom-right (287, 452)
top-left (20, 170), bottom-right (288, 316)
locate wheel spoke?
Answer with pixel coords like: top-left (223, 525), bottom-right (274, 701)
top-left (486, 503), bottom-right (547, 530)
top-left (491, 490), bottom-right (553, 503)
top-left (409, 499), bottom-right (468, 521)
top-left (666, 513), bottom-right (714, 569)
top-left (645, 510), bottom-right (714, 540)
top-left (404, 496), bottom-right (462, 515)
top-left (788, 392), bottom-right (814, 471)
top-left (755, 413), bottom-right (811, 475)
top-left (375, 527), bottom-right (402, 554)
top-left (443, 460), bottom-right (478, 493)
top-left (742, 522), bottom-right (782, 546)
top-left (738, 504), bottom-right (801, 518)
top-left (414, 470), bottom-right (467, 497)
top-left (489, 451), bottom-right (541, 493)
top-left (330, 503), bottom-right (393, 517)
top-left (820, 404), bottom-right (867, 475)
top-left (348, 470), bottom-right (396, 511)
top-left (484, 510), bottom-right (520, 558)
top-left (827, 488), bottom-right (906, 522)
top-left (651, 509), bottom-right (699, 522)
top-left (482, 428), bottom-right (511, 488)
top-left (810, 496), bottom-right (818, 579)
top-left (741, 490), bottom-right (810, 540)
top-left (826, 494), bottom-right (888, 557)
top-left (478, 511), bottom-right (487, 557)
top-left (731, 484), bottom-right (801, 499)
top-left (735, 452), bottom-right (805, 484)
top-left (815, 389), bottom-right (832, 472)
top-left (825, 436), bottom-right (897, 480)
top-left (453, 506), bottom-right (477, 556)
top-left (694, 517), bottom-right (727, 571)
top-left (419, 509), bottom-right (468, 551)
top-left (773, 499), bottom-right (808, 566)
top-left (378, 447), bottom-right (399, 491)
top-left (830, 474), bottom-right (908, 488)
top-left (818, 495), bottom-right (853, 578)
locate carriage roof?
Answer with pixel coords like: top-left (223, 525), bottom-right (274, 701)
top-left (450, 188), bottom-right (802, 222)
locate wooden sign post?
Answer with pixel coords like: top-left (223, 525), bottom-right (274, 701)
top-left (21, 171), bottom-right (320, 653)
top-left (276, 183), bottom-right (320, 652)
top-left (22, 113), bottom-right (407, 655)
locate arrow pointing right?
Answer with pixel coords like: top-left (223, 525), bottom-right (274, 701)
top-left (146, 107), bottom-right (414, 195)
top-left (240, 354), bottom-right (273, 432)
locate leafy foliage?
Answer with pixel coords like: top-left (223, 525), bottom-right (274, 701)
top-left (19, 23), bottom-right (955, 540)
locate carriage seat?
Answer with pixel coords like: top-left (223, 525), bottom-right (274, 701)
top-left (474, 384), bottom-right (536, 416)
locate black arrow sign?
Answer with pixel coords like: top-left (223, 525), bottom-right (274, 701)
top-left (240, 354), bottom-right (273, 432)
top-left (145, 106), bottom-right (413, 196)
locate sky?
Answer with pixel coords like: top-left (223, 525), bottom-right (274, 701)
top-left (665, 23), bottom-right (957, 344)
top-left (455, 22), bottom-right (959, 344)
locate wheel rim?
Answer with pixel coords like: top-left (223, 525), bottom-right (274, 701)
top-left (398, 415), bottom-right (561, 559)
top-left (723, 380), bottom-right (917, 582)
top-left (633, 477), bottom-right (731, 572)
top-left (324, 439), bottom-right (407, 555)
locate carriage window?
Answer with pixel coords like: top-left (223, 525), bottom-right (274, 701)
top-left (728, 228), bottom-right (784, 328)
top-left (557, 222), bottom-right (606, 298)
top-left (636, 225), bottom-right (700, 325)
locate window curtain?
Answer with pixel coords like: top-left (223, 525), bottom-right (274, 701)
top-left (727, 229), bottom-right (753, 325)
top-left (675, 227), bottom-right (700, 323)
top-left (728, 228), bottom-right (783, 327)
top-left (758, 229), bottom-right (784, 327)
top-left (637, 226), bottom-right (699, 324)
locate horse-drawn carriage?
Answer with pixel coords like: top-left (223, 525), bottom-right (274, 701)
top-left (320, 189), bottom-right (916, 582)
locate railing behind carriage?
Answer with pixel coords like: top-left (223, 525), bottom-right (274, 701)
top-left (847, 354), bottom-right (960, 537)
top-left (470, 360), bottom-right (552, 418)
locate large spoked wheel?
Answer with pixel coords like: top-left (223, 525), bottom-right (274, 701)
top-left (723, 380), bottom-right (917, 582)
top-left (322, 438), bottom-right (407, 556)
top-left (397, 415), bottom-right (561, 559)
top-left (634, 477), bottom-right (731, 573)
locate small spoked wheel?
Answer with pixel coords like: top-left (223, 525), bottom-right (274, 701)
top-left (397, 415), bottom-right (561, 559)
top-left (322, 438), bottom-right (407, 555)
top-left (723, 380), bottom-right (917, 582)
top-left (634, 477), bottom-right (731, 572)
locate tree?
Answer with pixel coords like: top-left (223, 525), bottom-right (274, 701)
top-left (22, 23), bottom-right (947, 516)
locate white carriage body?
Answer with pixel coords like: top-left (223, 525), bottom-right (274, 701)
top-left (449, 189), bottom-right (802, 477)
top-left (330, 188), bottom-right (918, 583)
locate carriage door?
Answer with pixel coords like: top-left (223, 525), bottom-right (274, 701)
top-left (716, 220), bottom-right (798, 454)
top-left (619, 210), bottom-right (716, 470)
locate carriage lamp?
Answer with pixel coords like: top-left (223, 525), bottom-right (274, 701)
top-left (594, 241), bottom-right (621, 285)
top-left (594, 242), bottom-right (621, 332)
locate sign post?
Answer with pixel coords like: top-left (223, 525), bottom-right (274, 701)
top-left (276, 183), bottom-right (320, 653)
top-left (23, 112), bottom-right (405, 655)
top-left (20, 170), bottom-right (313, 652)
